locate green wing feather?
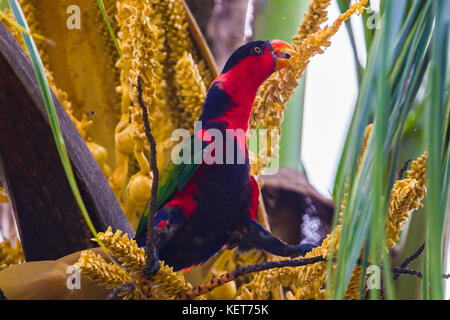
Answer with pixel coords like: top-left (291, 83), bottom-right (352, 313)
top-left (135, 136), bottom-right (207, 237)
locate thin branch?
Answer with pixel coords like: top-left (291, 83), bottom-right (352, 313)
top-left (137, 76), bottom-right (159, 278)
top-left (400, 242), bottom-right (425, 268)
top-left (177, 255), bottom-right (326, 300)
top-left (104, 249), bottom-right (449, 300)
top-left (394, 242), bottom-right (425, 280)
top-left (177, 247), bottom-right (450, 300)
top-left (397, 158), bottom-right (413, 180)
top-left (107, 279), bottom-right (137, 300)
top-left (392, 267), bottom-right (423, 279)
top-left (106, 78), bottom-right (161, 300)
top-left (392, 267), bottom-right (450, 280)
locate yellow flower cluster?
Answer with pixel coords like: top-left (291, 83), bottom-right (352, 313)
top-left (160, 0), bottom-right (214, 83)
top-left (160, 0), bottom-right (194, 70)
top-left (387, 152), bottom-right (427, 248)
top-left (151, 0), bottom-right (214, 164)
top-left (406, 152), bottom-right (427, 201)
top-left (117, 0), bottom-right (168, 133)
top-left (234, 256), bottom-right (287, 300)
top-left (295, 0), bottom-right (332, 44)
top-left (75, 250), bottom-right (132, 289)
top-left (0, 239), bottom-right (24, 271)
top-left (202, 248), bottom-right (270, 300)
top-left (95, 227), bottom-right (145, 274)
top-left (310, 148), bottom-right (426, 300)
top-left (249, 0), bottom-right (367, 176)
top-left (149, 0), bottom-right (213, 124)
top-left (339, 151), bottom-right (427, 299)
top-left (237, 116), bottom-right (426, 301)
top-left (114, 0), bottom-right (169, 225)
top-left (251, 0), bottom-right (367, 130)
top-left (75, 226), bottom-right (192, 299)
top-left (343, 264), bottom-right (363, 299)
top-left (357, 124), bottom-right (373, 169)
top-left (175, 52), bottom-right (207, 131)
top-left (236, 150), bottom-right (428, 300)
top-left (0, 8), bottom-right (26, 48)
top-left (150, 261), bottom-right (193, 298)
top-left (235, 232), bottom-right (337, 300)
top-left (111, 0), bottom-right (215, 227)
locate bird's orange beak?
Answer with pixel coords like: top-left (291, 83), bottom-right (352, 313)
top-left (270, 39), bottom-right (293, 71)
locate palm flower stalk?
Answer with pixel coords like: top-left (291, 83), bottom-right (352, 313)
top-left (110, 0), bottom-right (215, 225)
top-left (249, 0), bottom-right (368, 175)
top-left (251, 0), bottom-right (367, 130)
top-left (75, 227), bottom-right (192, 299)
top-left (0, 239), bottom-right (24, 271)
top-left (174, 52), bottom-right (207, 132)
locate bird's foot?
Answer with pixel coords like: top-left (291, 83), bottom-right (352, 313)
top-left (140, 244), bottom-right (161, 278)
top-left (143, 258), bottom-right (161, 278)
top-left (107, 279), bottom-right (137, 300)
top-left (291, 243), bottom-right (319, 257)
top-left (107, 260), bottom-right (161, 300)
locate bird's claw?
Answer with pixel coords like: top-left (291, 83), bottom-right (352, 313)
top-left (143, 259), bottom-right (160, 278)
top-left (107, 279), bottom-right (137, 300)
top-left (291, 243), bottom-right (319, 257)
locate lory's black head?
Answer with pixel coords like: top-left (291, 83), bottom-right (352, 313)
top-left (221, 40), bottom-right (292, 75)
top-left (204, 39), bottom-right (293, 122)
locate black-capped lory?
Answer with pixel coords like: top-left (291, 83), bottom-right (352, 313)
top-left (135, 40), bottom-right (317, 272)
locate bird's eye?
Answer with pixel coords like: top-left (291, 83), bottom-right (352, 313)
top-left (253, 47), bottom-right (262, 55)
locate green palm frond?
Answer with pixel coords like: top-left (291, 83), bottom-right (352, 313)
top-left (331, 0), bottom-right (447, 299)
